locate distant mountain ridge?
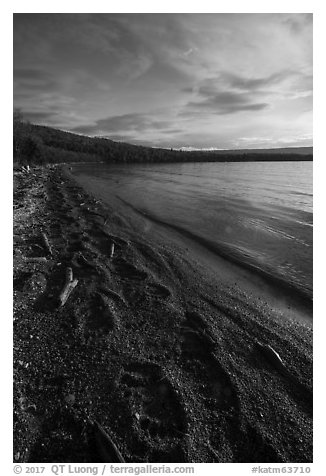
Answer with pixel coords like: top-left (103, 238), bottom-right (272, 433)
top-left (13, 121), bottom-right (313, 165)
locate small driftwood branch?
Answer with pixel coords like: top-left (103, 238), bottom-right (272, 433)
top-left (59, 267), bottom-right (78, 307)
top-left (41, 232), bottom-right (53, 256)
top-left (78, 253), bottom-right (93, 267)
top-left (92, 419), bottom-right (125, 463)
top-left (24, 256), bottom-right (48, 263)
top-left (255, 342), bottom-right (291, 379)
top-left (110, 242), bottom-right (115, 259)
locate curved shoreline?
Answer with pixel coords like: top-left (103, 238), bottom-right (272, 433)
top-left (71, 168), bottom-right (312, 327)
top-left (117, 196), bottom-right (313, 311)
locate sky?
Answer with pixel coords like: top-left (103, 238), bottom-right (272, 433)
top-left (13, 13), bottom-right (313, 149)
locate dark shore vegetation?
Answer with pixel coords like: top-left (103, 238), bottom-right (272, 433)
top-left (13, 111), bottom-right (313, 167)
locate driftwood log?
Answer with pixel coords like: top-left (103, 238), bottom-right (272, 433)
top-left (255, 342), bottom-right (292, 379)
top-left (110, 242), bottom-right (115, 259)
top-left (91, 419), bottom-right (125, 463)
top-left (255, 341), bottom-right (313, 414)
top-left (58, 267), bottom-right (78, 307)
top-left (24, 256), bottom-right (48, 263)
top-left (41, 232), bottom-right (53, 256)
top-left (76, 253), bottom-right (93, 268)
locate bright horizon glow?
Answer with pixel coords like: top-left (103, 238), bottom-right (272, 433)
top-left (13, 13), bottom-right (312, 149)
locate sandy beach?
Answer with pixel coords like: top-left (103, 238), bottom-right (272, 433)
top-left (13, 165), bottom-right (312, 463)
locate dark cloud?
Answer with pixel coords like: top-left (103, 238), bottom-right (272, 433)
top-left (183, 89), bottom-right (269, 116)
top-left (182, 86), bottom-right (194, 93)
top-left (217, 71), bottom-right (294, 91)
top-left (71, 115), bottom-right (185, 146)
top-left (14, 68), bottom-right (50, 80)
top-left (283, 14), bottom-right (312, 34)
top-left (98, 113), bottom-right (166, 132)
top-left (72, 113), bottom-right (176, 135)
top-left (184, 69), bottom-right (298, 97)
top-left (179, 70), bottom-right (306, 116)
top-left (14, 14), bottom-right (120, 56)
top-left (161, 128), bottom-right (184, 134)
top-left (23, 111), bottom-right (58, 122)
top-left (14, 68), bottom-right (57, 91)
top-left (183, 101), bottom-right (268, 116)
top-left (105, 134), bottom-right (158, 147)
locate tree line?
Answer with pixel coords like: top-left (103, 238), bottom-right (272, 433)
top-left (13, 110), bottom-right (313, 166)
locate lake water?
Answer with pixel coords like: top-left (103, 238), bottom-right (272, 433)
top-left (74, 161), bottom-right (313, 303)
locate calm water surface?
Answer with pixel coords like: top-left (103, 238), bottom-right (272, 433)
top-left (75, 161), bottom-right (313, 301)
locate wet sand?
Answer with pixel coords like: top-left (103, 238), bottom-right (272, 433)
top-left (13, 165), bottom-right (312, 463)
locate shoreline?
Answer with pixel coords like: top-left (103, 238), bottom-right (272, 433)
top-left (72, 168), bottom-right (312, 328)
top-left (13, 165), bottom-right (312, 463)
top-left (118, 196), bottom-right (313, 316)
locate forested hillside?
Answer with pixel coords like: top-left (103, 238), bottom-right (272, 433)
top-left (13, 112), bottom-right (313, 166)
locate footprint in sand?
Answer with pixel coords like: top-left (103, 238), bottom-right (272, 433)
top-left (119, 362), bottom-right (187, 442)
top-left (180, 311), bottom-right (238, 411)
top-left (70, 252), bottom-right (103, 280)
top-left (91, 231), bottom-right (129, 259)
top-left (84, 291), bottom-right (118, 336)
top-left (144, 282), bottom-right (171, 300)
top-left (14, 271), bottom-right (34, 292)
top-left (235, 423), bottom-right (282, 462)
top-left (125, 280), bottom-right (171, 307)
top-left (66, 240), bottom-right (87, 254)
top-left (90, 227), bottom-right (111, 243)
top-left (112, 258), bottom-right (148, 282)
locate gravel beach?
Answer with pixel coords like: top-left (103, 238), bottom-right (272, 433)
top-left (13, 165), bottom-right (313, 463)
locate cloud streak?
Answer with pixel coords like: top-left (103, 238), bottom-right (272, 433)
top-left (180, 68), bottom-right (312, 116)
top-left (183, 91), bottom-right (269, 115)
top-left (72, 113), bottom-right (182, 137)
